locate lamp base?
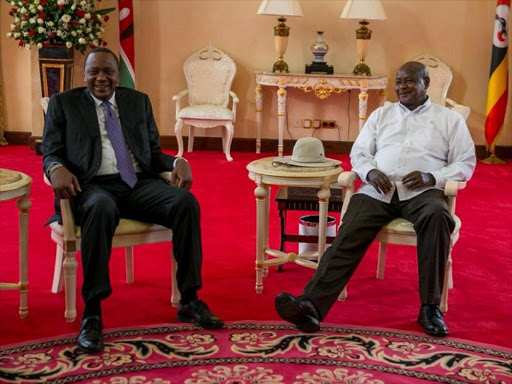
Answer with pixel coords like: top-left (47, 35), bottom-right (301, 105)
top-left (353, 62), bottom-right (371, 76)
top-left (305, 62), bottom-right (334, 74)
top-left (273, 58), bottom-right (289, 73)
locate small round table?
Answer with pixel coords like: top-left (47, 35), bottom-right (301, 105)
top-left (0, 168), bottom-right (31, 318)
top-left (247, 157), bottom-right (343, 294)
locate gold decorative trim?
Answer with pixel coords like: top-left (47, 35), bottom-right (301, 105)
top-left (37, 58), bottom-right (74, 63)
top-left (301, 80), bottom-right (343, 100)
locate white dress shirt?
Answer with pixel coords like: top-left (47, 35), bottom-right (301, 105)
top-left (350, 98), bottom-right (476, 203)
top-left (90, 93), bottom-right (142, 176)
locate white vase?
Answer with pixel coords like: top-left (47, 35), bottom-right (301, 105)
top-left (311, 31), bottom-right (328, 63)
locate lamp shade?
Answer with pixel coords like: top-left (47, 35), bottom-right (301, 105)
top-left (340, 0), bottom-right (387, 20)
top-left (257, 0), bottom-right (304, 17)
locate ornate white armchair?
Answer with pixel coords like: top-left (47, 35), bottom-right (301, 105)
top-left (337, 171), bottom-right (466, 314)
top-left (173, 45), bottom-right (239, 162)
top-left (414, 53), bottom-right (470, 120)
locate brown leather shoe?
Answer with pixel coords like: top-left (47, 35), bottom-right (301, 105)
top-left (177, 299), bottom-right (224, 329)
top-left (275, 292), bottom-right (321, 332)
top-left (417, 304), bottom-right (449, 337)
top-left (77, 316), bottom-right (104, 353)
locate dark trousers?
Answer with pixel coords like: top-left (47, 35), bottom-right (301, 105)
top-left (73, 174), bottom-right (202, 305)
top-left (303, 189), bottom-right (455, 320)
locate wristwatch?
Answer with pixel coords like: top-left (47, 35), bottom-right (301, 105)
top-left (47, 162), bottom-right (63, 177)
top-left (421, 172), bottom-right (433, 185)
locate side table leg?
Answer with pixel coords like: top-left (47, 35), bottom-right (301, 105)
top-left (379, 89), bottom-right (387, 107)
top-left (17, 195), bottom-right (31, 319)
top-left (317, 182), bottom-right (331, 262)
top-left (278, 203), bottom-right (286, 273)
top-left (358, 82), bottom-right (369, 132)
top-left (277, 87), bottom-right (287, 157)
top-left (254, 180), bottom-right (268, 294)
top-left (255, 86), bottom-right (263, 154)
top-left (263, 186), bottom-right (271, 277)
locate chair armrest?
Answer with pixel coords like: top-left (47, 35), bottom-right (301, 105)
top-left (172, 90), bottom-right (189, 120)
top-left (60, 199), bottom-right (78, 242)
top-left (446, 98), bottom-right (471, 121)
top-left (444, 180), bottom-right (466, 215)
top-left (444, 180), bottom-right (466, 197)
top-left (44, 174), bottom-right (77, 241)
top-left (338, 171), bottom-right (359, 187)
top-left (229, 91), bottom-right (239, 122)
top-left (172, 90), bottom-right (189, 101)
top-left (338, 171), bottom-right (360, 217)
top-left (160, 171), bottom-right (173, 183)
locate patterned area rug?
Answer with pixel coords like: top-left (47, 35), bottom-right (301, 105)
top-left (0, 322), bottom-right (511, 384)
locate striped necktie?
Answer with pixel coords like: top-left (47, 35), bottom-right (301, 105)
top-left (100, 101), bottom-right (137, 188)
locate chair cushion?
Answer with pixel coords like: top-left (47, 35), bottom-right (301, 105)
top-left (50, 218), bottom-right (169, 238)
top-left (381, 216), bottom-right (461, 235)
top-left (178, 105), bottom-right (233, 120)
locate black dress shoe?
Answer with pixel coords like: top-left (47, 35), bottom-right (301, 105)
top-left (275, 292), bottom-right (321, 333)
top-left (77, 316), bottom-right (104, 353)
top-left (417, 304), bottom-right (449, 337)
top-left (177, 299), bottom-right (224, 329)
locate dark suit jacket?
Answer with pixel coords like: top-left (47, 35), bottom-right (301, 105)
top-left (42, 87), bottom-right (176, 223)
top-left (42, 87), bottom-right (176, 183)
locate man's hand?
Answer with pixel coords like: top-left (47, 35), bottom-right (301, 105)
top-left (170, 158), bottom-right (193, 190)
top-left (367, 169), bottom-right (393, 194)
top-left (50, 167), bottom-right (81, 199)
top-left (402, 171), bottom-right (435, 190)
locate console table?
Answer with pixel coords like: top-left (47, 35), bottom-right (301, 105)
top-left (255, 72), bottom-right (388, 156)
top-left (247, 157), bottom-right (343, 294)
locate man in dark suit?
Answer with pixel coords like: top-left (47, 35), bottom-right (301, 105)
top-left (43, 47), bottom-right (223, 354)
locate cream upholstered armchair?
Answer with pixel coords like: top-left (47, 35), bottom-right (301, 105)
top-left (173, 45), bottom-right (238, 162)
top-left (337, 171), bottom-right (466, 314)
top-left (41, 97), bottom-right (180, 322)
top-left (414, 53), bottom-right (470, 121)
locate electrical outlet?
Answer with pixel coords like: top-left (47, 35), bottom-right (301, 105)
top-left (303, 119), bottom-right (312, 128)
top-left (313, 119), bottom-right (321, 129)
top-left (321, 120), bottom-right (337, 128)
top-left (293, 119), bottom-right (301, 128)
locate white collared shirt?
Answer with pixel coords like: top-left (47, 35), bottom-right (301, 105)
top-left (90, 92), bottom-right (142, 176)
top-left (350, 98), bottom-right (476, 203)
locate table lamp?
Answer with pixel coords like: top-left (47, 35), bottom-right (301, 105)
top-left (340, 0), bottom-right (387, 76)
top-left (258, 0), bottom-right (304, 73)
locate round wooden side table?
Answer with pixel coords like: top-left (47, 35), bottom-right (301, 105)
top-left (0, 168), bottom-right (32, 318)
top-left (247, 157), bottom-right (343, 294)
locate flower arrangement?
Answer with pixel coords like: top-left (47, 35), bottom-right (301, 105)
top-left (5, 0), bottom-right (115, 53)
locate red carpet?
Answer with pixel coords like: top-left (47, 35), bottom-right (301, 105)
top-left (1, 322), bottom-right (511, 384)
top-left (0, 145), bottom-right (511, 350)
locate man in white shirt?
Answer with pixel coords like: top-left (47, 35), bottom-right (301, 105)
top-left (43, 48), bottom-right (223, 354)
top-left (275, 61), bottom-right (476, 337)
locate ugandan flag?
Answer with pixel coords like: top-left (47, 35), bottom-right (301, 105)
top-left (485, 0), bottom-right (510, 153)
top-left (119, 0), bottom-right (135, 89)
